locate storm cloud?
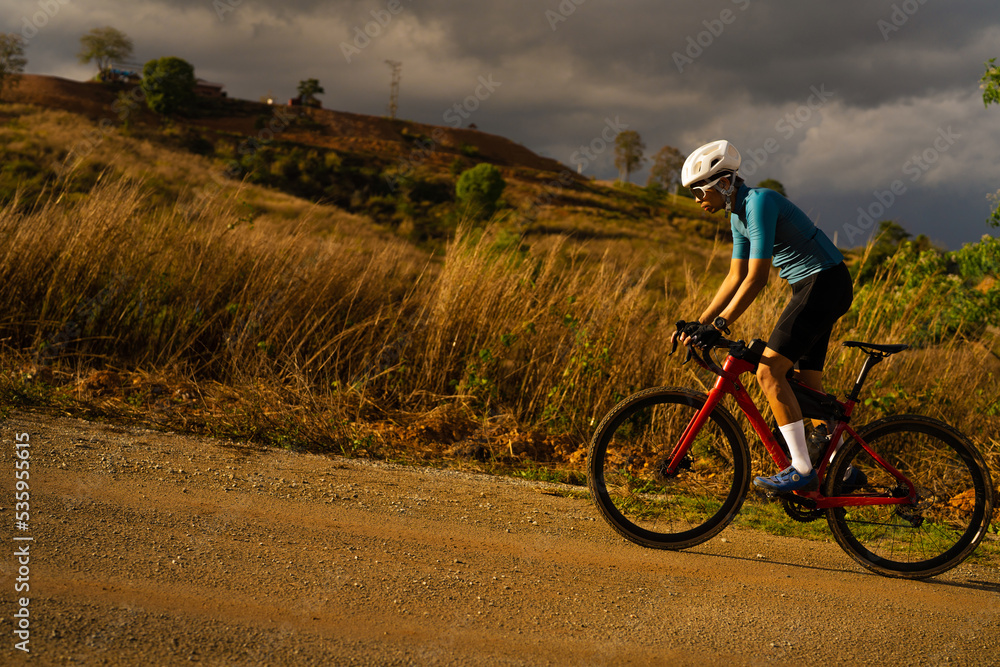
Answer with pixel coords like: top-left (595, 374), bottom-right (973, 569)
top-left (8, 0), bottom-right (1000, 247)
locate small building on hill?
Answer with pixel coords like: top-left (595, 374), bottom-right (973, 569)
top-left (194, 79), bottom-right (227, 98)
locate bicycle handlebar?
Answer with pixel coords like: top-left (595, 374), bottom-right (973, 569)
top-left (670, 320), bottom-right (764, 376)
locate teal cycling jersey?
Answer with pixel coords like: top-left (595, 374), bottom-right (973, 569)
top-left (729, 184), bottom-right (843, 284)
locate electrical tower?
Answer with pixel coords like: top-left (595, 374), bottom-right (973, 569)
top-left (385, 60), bottom-right (402, 120)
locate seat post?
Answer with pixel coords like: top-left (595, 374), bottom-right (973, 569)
top-left (847, 353), bottom-right (884, 402)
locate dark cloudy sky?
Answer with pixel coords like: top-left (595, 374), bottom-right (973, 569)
top-left (9, 0), bottom-right (1000, 248)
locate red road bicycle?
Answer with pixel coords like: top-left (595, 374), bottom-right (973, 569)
top-left (586, 325), bottom-right (995, 579)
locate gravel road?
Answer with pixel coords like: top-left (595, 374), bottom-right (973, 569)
top-left (1, 411), bottom-right (998, 666)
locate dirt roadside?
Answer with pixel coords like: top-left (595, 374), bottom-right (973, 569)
top-left (1, 411), bottom-right (998, 666)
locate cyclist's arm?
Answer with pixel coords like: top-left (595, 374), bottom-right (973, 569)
top-left (698, 258), bottom-right (747, 323)
top-left (704, 190), bottom-right (774, 326)
top-left (714, 258), bottom-right (770, 325)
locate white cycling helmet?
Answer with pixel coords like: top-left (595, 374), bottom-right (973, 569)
top-left (682, 140), bottom-right (742, 213)
top-left (681, 140), bottom-right (741, 187)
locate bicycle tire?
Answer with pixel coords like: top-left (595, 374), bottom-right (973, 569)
top-left (824, 415), bottom-right (995, 579)
top-left (587, 387), bottom-right (751, 550)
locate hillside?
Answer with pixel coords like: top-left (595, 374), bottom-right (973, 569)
top-left (2, 74), bottom-right (725, 274)
top-left (9, 74), bottom-right (570, 173)
top-left (1, 73), bottom-right (997, 492)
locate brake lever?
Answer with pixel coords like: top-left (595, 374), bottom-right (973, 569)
top-left (669, 320), bottom-right (687, 357)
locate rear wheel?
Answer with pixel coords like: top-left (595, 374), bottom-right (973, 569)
top-left (587, 387), bottom-right (750, 549)
top-left (825, 415), bottom-right (994, 579)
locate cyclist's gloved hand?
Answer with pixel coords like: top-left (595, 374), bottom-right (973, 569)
top-left (680, 320), bottom-right (701, 337)
top-left (689, 322), bottom-right (722, 348)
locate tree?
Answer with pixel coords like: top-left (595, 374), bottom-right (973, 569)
top-left (0, 34), bottom-right (27, 101)
top-left (297, 78), bottom-right (324, 107)
top-left (981, 58), bottom-right (1000, 227)
top-left (78, 27), bottom-right (133, 81)
top-left (456, 163), bottom-right (506, 220)
top-left (756, 178), bottom-right (787, 197)
top-left (614, 130), bottom-right (645, 184)
top-left (981, 57), bottom-right (1000, 108)
top-left (646, 146), bottom-right (685, 193)
top-left (855, 220), bottom-right (936, 284)
top-left (141, 57), bottom-right (196, 116)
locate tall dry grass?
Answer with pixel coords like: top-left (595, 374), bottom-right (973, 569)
top-left (1, 177), bottom-right (997, 484)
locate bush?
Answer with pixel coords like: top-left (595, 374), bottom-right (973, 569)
top-left (141, 57), bottom-right (196, 116)
top-left (455, 163), bottom-right (505, 220)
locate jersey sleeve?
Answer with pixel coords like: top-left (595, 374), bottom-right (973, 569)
top-left (731, 219), bottom-right (750, 260)
top-left (743, 190), bottom-right (778, 260)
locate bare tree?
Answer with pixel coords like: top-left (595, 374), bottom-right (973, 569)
top-left (647, 145), bottom-right (685, 193)
top-left (78, 26), bottom-right (134, 81)
top-left (0, 34), bottom-right (27, 101)
top-left (614, 130), bottom-right (645, 184)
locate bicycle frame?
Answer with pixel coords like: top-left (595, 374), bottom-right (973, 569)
top-left (666, 348), bottom-right (917, 509)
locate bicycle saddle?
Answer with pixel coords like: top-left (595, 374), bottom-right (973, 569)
top-left (842, 341), bottom-right (909, 355)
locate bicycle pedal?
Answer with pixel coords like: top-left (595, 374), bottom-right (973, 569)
top-left (775, 492), bottom-right (817, 509)
top-left (753, 487), bottom-right (782, 502)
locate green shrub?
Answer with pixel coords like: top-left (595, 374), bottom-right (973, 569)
top-left (141, 57), bottom-right (197, 116)
top-left (455, 163), bottom-right (505, 220)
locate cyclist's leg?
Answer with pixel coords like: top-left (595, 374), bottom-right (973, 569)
top-left (756, 348), bottom-right (813, 477)
top-left (795, 264), bottom-right (853, 436)
top-left (757, 264), bottom-right (851, 483)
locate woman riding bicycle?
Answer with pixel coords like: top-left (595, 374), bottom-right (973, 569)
top-left (677, 140), bottom-right (853, 492)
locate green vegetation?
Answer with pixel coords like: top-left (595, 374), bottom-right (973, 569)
top-left (614, 130), bottom-right (645, 184)
top-left (78, 26), bottom-right (134, 81)
top-left (455, 163), bottom-right (505, 220)
top-left (982, 58), bottom-right (1000, 228)
top-left (0, 96), bottom-right (996, 540)
top-left (756, 178), bottom-right (787, 197)
top-left (296, 78), bottom-right (324, 107)
top-left (0, 34), bottom-right (26, 101)
top-left (647, 145), bottom-right (684, 192)
top-left (141, 56), bottom-right (197, 115)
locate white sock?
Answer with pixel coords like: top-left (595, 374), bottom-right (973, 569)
top-left (779, 420), bottom-right (812, 475)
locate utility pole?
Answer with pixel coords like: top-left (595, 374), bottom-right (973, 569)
top-left (385, 60), bottom-right (401, 120)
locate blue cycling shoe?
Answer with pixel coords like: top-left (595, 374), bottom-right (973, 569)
top-left (753, 466), bottom-right (817, 492)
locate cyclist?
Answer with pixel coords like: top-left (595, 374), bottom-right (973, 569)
top-left (677, 140), bottom-right (853, 492)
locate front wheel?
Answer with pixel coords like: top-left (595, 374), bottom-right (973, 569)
top-left (825, 415), bottom-right (995, 579)
top-left (587, 387), bottom-right (751, 550)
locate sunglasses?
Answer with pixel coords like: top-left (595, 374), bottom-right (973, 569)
top-left (690, 175), bottom-right (727, 199)
top-left (691, 174), bottom-right (728, 199)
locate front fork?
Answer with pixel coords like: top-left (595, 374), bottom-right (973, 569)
top-left (664, 382), bottom-right (727, 473)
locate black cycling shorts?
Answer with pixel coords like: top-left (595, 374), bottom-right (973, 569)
top-left (767, 262), bottom-right (853, 371)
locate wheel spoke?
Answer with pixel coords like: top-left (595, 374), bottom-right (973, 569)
top-left (826, 416), bottom-right (993, 578)
top-left (588, 388), bottom-right (750, 550)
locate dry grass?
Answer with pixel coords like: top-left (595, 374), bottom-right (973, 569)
top-left (0, 146), bottom-right (997, 511)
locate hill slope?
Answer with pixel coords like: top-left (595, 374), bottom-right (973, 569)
top-left (4, 74), bottom-right (724, 262)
